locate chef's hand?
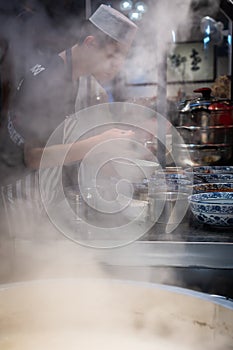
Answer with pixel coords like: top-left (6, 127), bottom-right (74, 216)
top-left (100, 128), bottom-right (135, 141)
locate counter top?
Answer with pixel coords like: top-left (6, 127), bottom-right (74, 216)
top-left (98, 210), bottom-right (233, 270)
top-left (143, 210), bottom-right (233, 243)
top-left (98, 240), bottom-right (233, 269)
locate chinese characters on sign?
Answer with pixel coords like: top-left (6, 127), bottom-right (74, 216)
top-left (170, 49), bottom-right (202, 72)
top-left (124, 41), bottom-right (215, 85)
top-left (190, 49), bottom-right (202, 71)
top-left (167, 42), bottom-right (215, 82)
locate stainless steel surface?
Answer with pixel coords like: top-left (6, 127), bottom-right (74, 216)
top-left (98, 241), bottom-right (233, 269)
top-left (176, 125), bottom-right (233, 144)
top-left (177, 88), bottom-right (233, 128)
top-left (177, 109), bottom-right (233, 128)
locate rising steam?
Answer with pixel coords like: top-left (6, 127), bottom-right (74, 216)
top-left (0, 1), bottom-right (227, 336)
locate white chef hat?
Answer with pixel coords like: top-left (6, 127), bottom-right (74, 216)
top-left (89, 4), bottom-right (138, 47)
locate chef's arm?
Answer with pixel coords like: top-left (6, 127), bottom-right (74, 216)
top-left (24, 128), bottom-right (134, 169)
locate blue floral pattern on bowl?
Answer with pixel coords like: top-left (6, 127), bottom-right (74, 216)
top-left (185, 166), bottom-right (233, 174)
top-left (190, 202), bottom-right (233, 214)
top-left (148, 173), bottom-right (192, 195)
top-left (191, 211), bottom-right (233, 226)
top-left (189, 192), bottom-right (233, 203)
top-left (185, 166), bottom-right (233, 184)
top-left (188, 192), bottom-right (233, 226)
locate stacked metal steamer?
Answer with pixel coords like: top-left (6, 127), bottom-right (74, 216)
top-left (173, 87), bottom-right (233, 167)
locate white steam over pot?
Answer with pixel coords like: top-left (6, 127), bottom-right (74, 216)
top-left (0, 279), bottom-right (232, 349)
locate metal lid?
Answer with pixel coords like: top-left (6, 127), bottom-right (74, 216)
top-left (178, 87), bottom-right (233, 113)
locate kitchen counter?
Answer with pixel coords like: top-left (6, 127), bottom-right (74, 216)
top-left (97, 210), bottom-right (233, 298)
top-left (96, 209), bottom-right (233, 268)
top-left (1, 206), bottom-right (233, 298)
top-left (144, 210), bottom-right (233, 243)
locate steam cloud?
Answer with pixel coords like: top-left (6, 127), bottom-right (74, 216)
top-left (0, 2), bottom-right (228, 338)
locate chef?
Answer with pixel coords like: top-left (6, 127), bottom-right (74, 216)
top-left (61, 5), bottom-right (139, 192)
top-left (0, 4), bottom-right (137, 238)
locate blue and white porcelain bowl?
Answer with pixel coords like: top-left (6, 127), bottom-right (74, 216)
top-left (185, 166), bottom-right (233, 175)
top-left (185, 166), bottom-right (233, 184)
top-left (194, 173), bottom-right (233, 184)
top-left (188, 192), bottom-right (233, 226)
top-left (192, 182), bottom-right (233, 194)
top-left (148, 173), bottom-right (192, 195)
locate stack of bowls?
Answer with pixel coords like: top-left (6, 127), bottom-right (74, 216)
top-left (186, 166), bottom-right (233, 226)
top-left (148, 172), bottom-right (192, 195)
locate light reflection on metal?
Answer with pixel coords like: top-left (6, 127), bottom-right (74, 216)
top-left (228, 33), bottom-right (232, 45)
top-left (200, 16), bottom-right (224, 46)
top-left (172, 30), bottom-right (176, 43)
top-left (203, 35), bottom-right (210, 48)
top-left (200, 16), bottom-right (217, 34)
top-left (206, 25), bottom-right (211, 35)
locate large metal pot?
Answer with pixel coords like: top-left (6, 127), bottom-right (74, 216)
top-left (173, 88), bottom-right (233, 166)
top-left (176, 88), bottom-right (233, 127)
top-left (0, 279), bottom-right (232, 349)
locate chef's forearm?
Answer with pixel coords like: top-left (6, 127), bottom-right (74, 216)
top-left (24, 134), bottom-right (102, 169)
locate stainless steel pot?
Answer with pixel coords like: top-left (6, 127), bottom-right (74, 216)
top-left (0, 279), bottom-right (232, 349)
top-left (173, 143), bottom-right (232, 166)
top-left (175, 125), bottom-right (233, 145)
top-left (174, 87), bottom-right (233, 166)
top-left (177, 87), bottom-right (233, 127)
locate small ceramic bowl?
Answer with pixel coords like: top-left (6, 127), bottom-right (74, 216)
top-left (148, 173), bottom-right (192, 195)
top-left (192, 182), bottom-right (233, 194)
top-left (187, 173), bottom-right (233, 184)
top-left (185, 166), bottom-right (233, 175)
top-left (188, 192), bottom-right (233, 226)
top-left (185, 167), bottom-right (233, 184)
top-left (111, 158), bottom-right (159, 183)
